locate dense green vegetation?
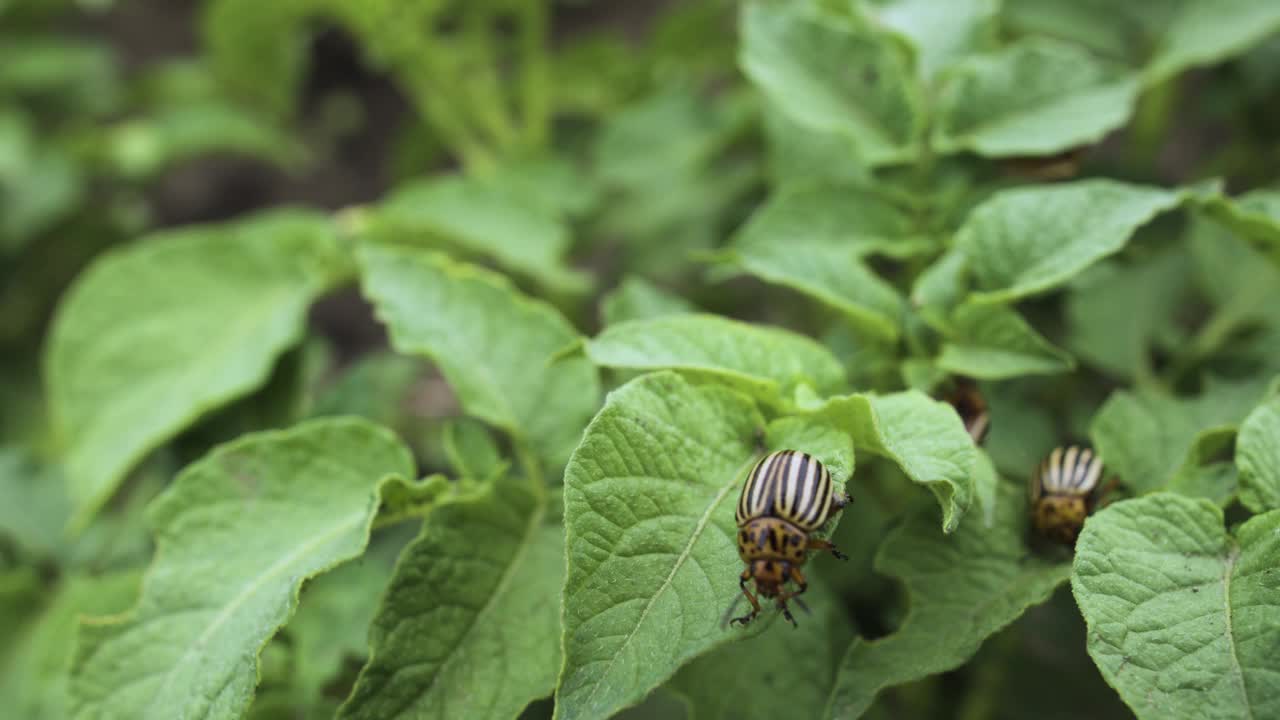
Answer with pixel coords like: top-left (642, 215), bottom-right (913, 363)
top-left (3, 1), bottom-right (1280, 718)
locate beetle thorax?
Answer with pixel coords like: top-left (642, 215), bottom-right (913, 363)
top-left (736, 517), bottom-right (808, 565)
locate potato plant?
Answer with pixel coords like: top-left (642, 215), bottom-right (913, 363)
top-left (3, 1), bottom-right (1280, 719)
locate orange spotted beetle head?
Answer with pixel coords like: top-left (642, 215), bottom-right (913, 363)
top-left (748, 559), bottom-right (790, 598)
top-left (1032, 494), bottom-right (1089, 545)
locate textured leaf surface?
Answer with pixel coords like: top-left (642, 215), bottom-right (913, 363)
top-left (1090, 379), bottom-right (1265, 495)
top-left (1072, 494), bottom-right (1280, 720)
top-left (601, 277), bottom-right (696, 326)
top-left (933, 39), bottom-right (1138, 157)
top-left (46, 210), bottom-right (348, 526)
top-left (0, 572), bottom-right (140, 720)
top-left (826, 479), bottom-right (1071, 719)
top-left (369, 174), bottom-right (585, 293)
top-left (585, 314), bottom-right (847, 408)
top-left (740, 2), bottom-right (923, 166)
top-left (937, 304), bottom-right (1075, 379)
top-left (667, 576), bottom-right (854, 720)
top-left (1146, 0), bottom-right (1280, 82)
top-left (340, 478), bottom-right (562, 720)
top-left (1237, 394), bottom-right (1280, 513)
top-left (957, 180), bottom-right (1184, 303)
top-left (556, 372), bottom-right (765, 720)
top-left (70, 418), bottom-right (414, 720)
top-left (806, 391), bottom-right (977, 532)
top-left (359, 244), bottom-right (599, 469)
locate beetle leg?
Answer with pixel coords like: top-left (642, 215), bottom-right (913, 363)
top-left (806, 538), bottom-right (849, 561)
top-left (831, 492), bottom-right (853, 510)
top-left (729, 570), bottom-right (761, 627)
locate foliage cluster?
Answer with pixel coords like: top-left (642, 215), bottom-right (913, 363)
top-left (3, 1), bottom-right (1280, 719)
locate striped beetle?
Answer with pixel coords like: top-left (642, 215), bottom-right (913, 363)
top-left (1029, 445), bottom-right (1106, 545)
top-left (731, 450), bottom-right (850, 628)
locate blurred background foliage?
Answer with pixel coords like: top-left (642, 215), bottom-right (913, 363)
top-left (2, 0), bottom-right (1280, 718)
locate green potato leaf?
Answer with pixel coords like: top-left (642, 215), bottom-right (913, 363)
top-left (585, 314), bottom-right (847, 409)
top-left (867, 0), bottom-right (1000, 82)
top-left (600, 277), bottom-right (696, 327)
top-left (45, 209), bottom-right (350, 528)
top-left (937, 303), bottom-right (1075, 379)
top-left (555, 372), bottom-right (768, 720)
top-left (1237, 393), bottom-right (1280, 513)
top-left (825, 478), bottom-right (1071, 719)
top-left (358, 244), bottom-right (600, 470)
top-left (339, 478), bottom-right (563, 720)
top-left (933, 38), bottom-right (1139, 157)
top-left (739, 2), bottom-right (924, 167)
top-left (69, 417), bottom-right (415, 720)
top-left (367, 174), bottom-right (587, 294)
top-left (957, 179), bottom-right (1185, 304)
top-left (805, 391), bottom-right (977, 533)
top-left (1072, 494), bottom-right (1280, 720)
top-left (1090, 378), bottom-right (1266, 495)
top-left (1146, 0), bottom-right (1280, 83)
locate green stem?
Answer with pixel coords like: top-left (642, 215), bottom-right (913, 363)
top-left (514, 440), bottom-right (545, 488)
top-left (514, 0), bottom-right (551, 149)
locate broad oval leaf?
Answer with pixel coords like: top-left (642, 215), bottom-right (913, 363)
top-left (826, 478), bottom-right (1071, 719)
top-left (1146, 0), bottom-right (1280, 83)
top-left (1090, 378), bottom-right (1266, 495)
top-left (339, 478), bottom-right (563, 720)
top-left (868, 0), bottom-right (999, 82)
top-left (600, 277), bottom-right (696, 327)
top-left (805, 391), bottom-right (977, 532)
top-left (358, 244), bottom-right (600, 470)
top-left (69, 417), bottom-right (414, 720)
top-left (585, 314), bottom-right (847, 409)
top-left (957, 179), bottom-right (1184, 304)
top-left (1072, 493), bottom-right (1280, 720)
top-left (937, 303), bottom-right (1075, 379)
top-left (1237, 393), bottom-right (1280, 513)
top-left (45, 209), bottom-right (350, 527)
top-left (367, 174), bottom-right (587, 294)
top-left (555, 372), bottom-right (768, 720)
top-left (933, 38), bottom-right (1139, 157)
top-left (739, 2), bottom-right (924, 167)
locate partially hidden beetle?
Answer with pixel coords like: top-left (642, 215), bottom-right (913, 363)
top-left (731, 449), bottom-right (850, 628)
top-left (1029, 445), bottom-right (1106, 545)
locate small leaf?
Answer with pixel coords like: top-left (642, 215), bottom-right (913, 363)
top-left (1237, 393), bottom-right (1280, 513)
top-left (937, 303), bottom-right (1075, 379)
top-left (69, 417), bottom-right (415, 720)
top-left (666, 576), bottom-right (855, 720)
top-left (1065, 248), bottom-right (1193, 380)
top-left (825, 478), bottom-right (1070, 718)
top-left (1090, 378), bottom-right (1265, 495)
top-left (441, 418), bottom-right (505, 482)
top-left (367, 174), bottom-right (587, 293)
top-left (957, 179), bottom-right (1184, 303)
top-left (1146, 0), bottom-right (1280, 83)
top-left (740, 2), bottom-right (924, 166)
top-left (0, 448), bottom-right (71, 559)
top-left (308, 352), bottom-right (424, 430)
top-left (339, 478), bottom-right (563, 720)
top-left (1200, 188), bottom-right (1280, 266)
top-left (46, 210), bottom-right (350, 527)
top-left (933, 39), bottom-right (1139, 157)
top-left (868, 0), bottom-right (999, 82)
top-left (600, 277), bottom-right (696, 326)
top-left (555, 372), bottom-right (765, 720)
top-left (359, 244), bottom-right (600, 470)
top-left (585, 314), bottom-right (847, 409)
top-left (805, 391), bottom-right (977, 532)
top-left (1072, 493), bottom-right (1280, 720)
top-left (0, 572), bottom-right (140, 720)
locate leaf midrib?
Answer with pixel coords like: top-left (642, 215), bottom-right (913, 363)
top-left (1222, 542), bottom-right (1255, 720)
top-left (568, 474), bottom-right (740, 716)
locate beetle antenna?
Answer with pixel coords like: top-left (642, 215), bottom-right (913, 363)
top-left (792, 596), bottom-right (811, 615)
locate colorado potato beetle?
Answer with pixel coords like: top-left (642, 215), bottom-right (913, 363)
top-left (731, 449), bottom-right (850, 628)
top-left (1029, 445), bottom-right (1105, 545)
top-left (943, 378), bottom-right (990, 445)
